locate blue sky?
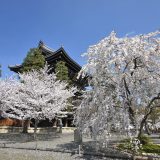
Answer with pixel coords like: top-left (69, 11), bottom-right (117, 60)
top-left (0, 0), bottom-right (160, 77)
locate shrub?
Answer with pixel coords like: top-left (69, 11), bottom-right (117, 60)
top-left (118, 136), bottom-right (160, 155)
top-left (118, 138), bottom-right (142, 154)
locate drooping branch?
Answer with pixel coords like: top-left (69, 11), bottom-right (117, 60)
top-left (123, 77), bottom-right (130, 96)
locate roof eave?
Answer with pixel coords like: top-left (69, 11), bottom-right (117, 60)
top-left (46, 47), bottom-right (81, 71)
top-left (8, 65), bottom-right (22, 73)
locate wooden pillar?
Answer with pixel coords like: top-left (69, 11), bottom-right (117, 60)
top-left (22, 119), bottom-right (30, 133)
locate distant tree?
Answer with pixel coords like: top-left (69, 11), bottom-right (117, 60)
top-left (20, 48), bottom-right (45, 73)
top-left (20, 47), bottom-right (45, 133)
top-left (148, 107), bottom-right (160, 130)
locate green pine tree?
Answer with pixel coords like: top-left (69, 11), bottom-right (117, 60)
top-left (55, 61), bottom-right (73, 112)
top-left (55, 61), bottom-right (70, 83)
top-left (20, 48), bottom-right (45, 73)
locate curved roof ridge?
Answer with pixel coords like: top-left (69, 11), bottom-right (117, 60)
top-left (45, 46), bottom-right (81, 69)
top-left (59, 47), bottom-right (81, 69)
top-left (39, 41), bottom-right (55, 54)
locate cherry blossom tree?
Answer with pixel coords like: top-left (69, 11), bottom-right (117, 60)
top-left (0, 78), bottom-right (19, 118)
top-left (75, 31), bottom-right (160, 142)
top-left (5, 66), bottom-right (76, 138)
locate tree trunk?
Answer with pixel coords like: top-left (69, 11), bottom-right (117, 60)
top-left (22, 119), bottom-right (30, 133)
top-left (128, 106), bottom-right (135, 127)
top-left (138, 111), bottom-right (152, 138)
top-left (34, 119), bottom-right (39, 140)
top-left (123, 77), bottom-right (136, 127)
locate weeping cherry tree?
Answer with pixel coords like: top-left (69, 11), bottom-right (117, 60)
top-left (75, 31), bottom-right (160, 143)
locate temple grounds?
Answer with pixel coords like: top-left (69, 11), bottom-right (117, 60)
top-left (0, 148), bottom-right (76, 160)
top-left (0, 132), bottom-right (132, 160)
top-left (0, 131), bottom-right (160, 160)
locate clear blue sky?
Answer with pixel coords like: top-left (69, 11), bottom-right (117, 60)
top-left (0, 0), bottom-right (160, 77)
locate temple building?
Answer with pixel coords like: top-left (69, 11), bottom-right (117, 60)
top-left (8, 41), bottom-right (87, 127)
top-left (9, 41), bottom-right (86, 90)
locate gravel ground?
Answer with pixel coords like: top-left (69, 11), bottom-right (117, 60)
top-left (0, 133), bottom-right (79, 151)
top-left (0, 132), bottom-right (159, 160)
top-left (0, 133), bottom-right (131, 160)
top-left (0, 148), bottom-right (77, 160)
top-left (0, 148), bottom-right (126, 160)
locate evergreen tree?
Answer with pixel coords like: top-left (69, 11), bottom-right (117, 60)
top-left (55, 61), bottom-right (70, 83)
top-left (55, 61), bottom-right (73, 113)
top-left (20, 48), bottom-right (45, 73)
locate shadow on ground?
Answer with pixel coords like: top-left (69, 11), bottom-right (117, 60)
top-left (56, 140), bottom-right (131, 160)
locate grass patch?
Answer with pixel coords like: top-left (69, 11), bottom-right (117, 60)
top-left (118, 135), bottom-right (160, 155)
top-left (142, 143), bottom-right (160, 155)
